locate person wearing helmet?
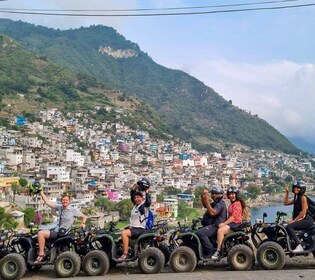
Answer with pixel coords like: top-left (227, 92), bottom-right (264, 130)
top-left (118, 178), bottom-right (151, 261)
top-left (34, 190), bottom-right (87, 263)
top-left (284, 180), bottom-right (314, 253)
top-left (212, 186), bottom-right (246, 260)
top-left (196, 185), bottom-right (227, 258)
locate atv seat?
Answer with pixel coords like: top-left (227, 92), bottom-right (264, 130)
top-left (233, 221), bottom-right (251, 233)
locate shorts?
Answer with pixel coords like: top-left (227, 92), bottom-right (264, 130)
top-left (130, 227), bottom-right (145, 238)
top-left (227, 222), bottom-right (241, 230)
top-left (49, 230), bottom-right (59, 239)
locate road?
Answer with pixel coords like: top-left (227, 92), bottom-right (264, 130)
top-left (22, 255), bottom-right (315, 280)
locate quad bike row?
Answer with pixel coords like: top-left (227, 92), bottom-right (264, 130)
top-left (2, 211), bottom-right (315, 280)
top-left (0, 220), bottom-right (169, 280)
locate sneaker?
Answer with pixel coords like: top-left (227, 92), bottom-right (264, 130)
top-left (292, 244), bottom-right (303, 253)
top-left (117, 253), bottom-right (128, 262)
top-left (211, 251), bottom-right (221, 261)
top-left (203, 250), bottom-right (214, 259)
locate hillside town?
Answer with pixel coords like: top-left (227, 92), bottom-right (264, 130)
top-left (1, 107), bottom-right (315, 228)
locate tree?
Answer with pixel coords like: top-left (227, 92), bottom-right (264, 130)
top-left (164, 187), bottom-right (181, 196)
top-left (246, 184), bottom-right (261, 199)
top-left (10, 182), bottom-right (22, 202)
top-left (114, 199), bottom-right (133, 221)
top-left (177, 201), bottom-right (200, 220)
top-left (0, 207), bottom-right (18, 230)
top-left (193, 186), bottom-right (205, 208)
top-left (94, 197), bottom-right (114, 212)
top-left (23, 208), bottom-right (36, 226)
top-left (156, 194), bottom-right (164, 203)
top-left (19, 178), bottom-right (28, 189)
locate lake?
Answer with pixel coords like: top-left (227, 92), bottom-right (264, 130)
top-left (250, 196), bottom-right (315, 224)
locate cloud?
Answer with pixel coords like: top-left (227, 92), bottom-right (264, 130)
top-left (187, 59), bottom-right (315, 143)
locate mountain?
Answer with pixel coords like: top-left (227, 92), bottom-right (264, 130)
top-left (0, 34), bottom-right (169, 139)
top-left (0, 19), bottom-right (300, 154)
top-left (289, 137), bottom-right (315, 154)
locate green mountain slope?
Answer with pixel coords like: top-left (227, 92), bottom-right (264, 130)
top-left (0, 34), bottom-right (169, 139)
top-left (0, 19), bottom-right (299, 154)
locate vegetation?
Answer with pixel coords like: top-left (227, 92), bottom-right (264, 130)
top-left (177, 201), bottom-right (201, 220)
top-left (0, 34), bottom-right (168, 138)
top-left (0, 19), bottom-right (300, 154)
top-left (0, 207), bottom-right (18, 229)
top-left (23, 208), bottom-right (36, 226)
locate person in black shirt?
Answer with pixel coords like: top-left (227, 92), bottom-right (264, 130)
top-left (284, 180), bottom-right (314, 253)
top-left (196, 185), bottom-right (227, 258)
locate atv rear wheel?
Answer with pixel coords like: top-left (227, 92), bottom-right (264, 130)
top-left (0, 253), bottom-right (26, 280)
top-left (138, 247), bottom-right (165, 274)
top-left (257, 241), bottom-right (285, 270)
top-left (169, 246), bottom-right (197, 273)
top-left (227, 244), bottom-right (255, 271)
top-left (82, 250), bottom-right (109, 276)
top-left (54, 251), bottom-right (81, 278)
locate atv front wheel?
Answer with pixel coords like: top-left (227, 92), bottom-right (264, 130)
top-left (82, 250), bottom-right (109, 276)
top-left (257, 241), bottom-right (285, 270)
top-left (54, 251), bottom-right (81, 278)
top-left (227, 244), bottom-right (255, 271)
top-left (169, 246), bottom-right (197, 273)
top-left (0, 253), bottom-right (26, 280)
top-left (138, 247), bottom-right (165, 274)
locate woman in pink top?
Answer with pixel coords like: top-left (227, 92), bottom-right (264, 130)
top-left (211, 186), bottom-right (246, 260)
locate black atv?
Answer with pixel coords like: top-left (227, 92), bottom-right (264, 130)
top-left (87, 220), bottom-right (169, 274)
top-left (169, 217), bottom-right (254, 272)
top-left (252, 211), bottom-right (315, 270)
top-left (0, 226), bottom-right (82, 280)
top-left (0, 229), bottom-right (15, 259)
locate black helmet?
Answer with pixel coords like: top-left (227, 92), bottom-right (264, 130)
top-left (292, 180), bottom-right (306, 195)
top-left (29, 181), bottom-right (42, 194)
top-left (209, 185), bottom-right (223, 197)
top-left (137, 178), bottom-right (151, 191)
top-left (227, 186), bottom-right (240, 199)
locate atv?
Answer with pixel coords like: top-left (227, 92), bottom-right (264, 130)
top-left (0, 226), bottom-right (82, 280)
top-left (88, 220), bottom-right (169, 274)
top-left (0, 229), bottom-right (15, 259)
top-left (252, 211), bottom-right (315, 270)
top-left (169, 217), bottom-right (254, 272)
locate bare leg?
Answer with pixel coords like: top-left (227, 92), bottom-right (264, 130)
top-left (121, 229), bottom-right (132, 255)
top-left (216, 225), bottom-right (232, 251)
top-left (37, 230), bottom-right (50, 255)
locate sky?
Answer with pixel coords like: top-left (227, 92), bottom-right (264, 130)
top-left (1, 0), bottom-right (315, 147)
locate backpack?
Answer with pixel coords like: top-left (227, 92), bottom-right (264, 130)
top-left (242, 206), bottom-right (251, 222)
top-left (145, 209), bottom-right (154, 229)
top-left (306, 196), bottom-right (315, 218)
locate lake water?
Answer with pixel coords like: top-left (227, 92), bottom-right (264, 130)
top-left (250, 196), bottom-right (315, 224)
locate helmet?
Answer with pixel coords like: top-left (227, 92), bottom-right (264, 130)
top-left (292, 180), bottom-right (306, 195)
top-left (227, 186), bottom-right (240, 198)
top-left (209, 185), bottom-right (223, 197)
top-left (29, 181), bottom-right (42, 194)
top-left (137, 178), bottom-right (151, 191)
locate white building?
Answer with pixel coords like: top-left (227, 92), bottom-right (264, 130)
top-left (47, 166), bottom-right (70, 182)
top-left (66, 149), bottom-right (85, 167)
